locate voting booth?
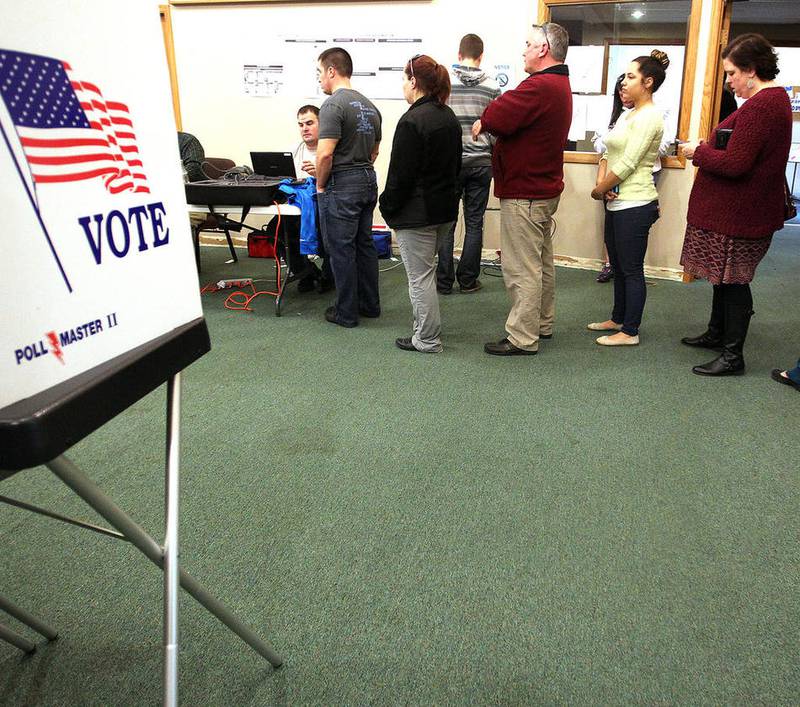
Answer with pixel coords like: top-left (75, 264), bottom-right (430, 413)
top-left (0, 2), bottom-right (281, 703)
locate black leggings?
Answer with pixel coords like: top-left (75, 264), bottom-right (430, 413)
top-left (714, 283), bottom-right (753, 309)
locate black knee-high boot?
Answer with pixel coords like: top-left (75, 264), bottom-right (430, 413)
top-left (681, 284), bottom-right (723, 349)
top-left (692, 302), bottom-right (753, 376)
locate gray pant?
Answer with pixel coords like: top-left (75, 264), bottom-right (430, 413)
top-left (396, 222), bottom-right (454, 352)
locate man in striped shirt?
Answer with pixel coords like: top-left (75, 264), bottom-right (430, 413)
top-left (436, 34), bottom-right (501, 295)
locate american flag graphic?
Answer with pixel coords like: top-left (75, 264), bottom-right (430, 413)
top-left (0, 49), bottom-right (149, 197)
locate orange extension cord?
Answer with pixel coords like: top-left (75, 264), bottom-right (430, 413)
top-left (199, 201), bottom-right (284, 312)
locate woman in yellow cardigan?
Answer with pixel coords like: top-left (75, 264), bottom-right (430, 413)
top-left (588, 50), bottom-right (669, 346)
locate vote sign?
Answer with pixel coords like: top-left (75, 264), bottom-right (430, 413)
top-left (0, 1), bottom-right (202, 410)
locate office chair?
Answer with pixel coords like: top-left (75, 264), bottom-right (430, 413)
top-left (191, 157), bottom-right (238, 271)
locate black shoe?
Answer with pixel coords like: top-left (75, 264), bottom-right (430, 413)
top-left (691, 305), bottom-right (753, 377)
top-left (395, 337), bottom-right (418, 352)
top-left (297, 275), bottom-right (318, 293)
top-left (681, 329), bottom-right (722, 350)
top-left (684, 289), bottom-right (724, 348)
top-left (316, 277), bottom-right (335, 294)
top-left (692, 354), bottom-right (745, 376)
top-left (771, 369), bottom-right (800, 391)
top-left (324, 306), bottom-right (357, 328)
top-left (539, 333), bottom-right (553, 340)
top-left (484, 338), bottom-right (537, 356)
top-left (459, 280), bottom-right (482, 293)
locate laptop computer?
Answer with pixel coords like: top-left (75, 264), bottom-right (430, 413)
top-left (250, 151), bottom-right (296, 179)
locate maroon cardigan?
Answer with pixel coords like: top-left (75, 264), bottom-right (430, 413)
top-left (480, 65), bottom-right (572, 200)
top-left (687, 87), bottom-right (792, 239)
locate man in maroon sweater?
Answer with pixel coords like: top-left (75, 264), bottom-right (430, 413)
top-left (473, 23), bottom-right (572, 355)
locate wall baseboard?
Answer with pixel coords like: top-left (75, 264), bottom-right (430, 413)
top-left (198, 237), bottom-right (685, 282)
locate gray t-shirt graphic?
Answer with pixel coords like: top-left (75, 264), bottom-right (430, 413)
top-left (318, 88), bottom-right (382, 172)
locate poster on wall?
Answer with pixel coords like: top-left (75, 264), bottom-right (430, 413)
top-left (0, 1), bottom-right (201, 409)
top-left (243, 34), bottom-right (426, 100)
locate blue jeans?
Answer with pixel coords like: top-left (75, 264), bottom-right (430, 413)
top-left (317, 168), bottom-right (380, 326)
top-left (788, 360), bottom-right (800, 384)
top-left (604, 201), bottom-right (659, 336)
top-left (436, 163), bottom-right (492, 290)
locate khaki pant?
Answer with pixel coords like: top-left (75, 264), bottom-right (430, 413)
top-left (499, 196), bottom-right (560, 351)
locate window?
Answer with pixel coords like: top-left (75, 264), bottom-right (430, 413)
top-left (708, 0), bottom-right (800, 129)
top-left (543, 0), bottom-right (702, 168)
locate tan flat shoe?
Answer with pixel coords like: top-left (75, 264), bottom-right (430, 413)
top-left (596, 334), bottom-right (639, 346)
top-left (587, 321), bottom-right (623, 331)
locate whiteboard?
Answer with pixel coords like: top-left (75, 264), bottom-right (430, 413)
top-left (0, 0), bottom-right (202, 409)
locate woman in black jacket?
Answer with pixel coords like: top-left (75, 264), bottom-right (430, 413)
top-left (379, 54), bottom-right (462, 353)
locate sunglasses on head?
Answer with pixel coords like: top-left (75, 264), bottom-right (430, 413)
top-left (533, 24), bottom-right (551, 53)
top-left (408, 54), bottom-right (423, 78)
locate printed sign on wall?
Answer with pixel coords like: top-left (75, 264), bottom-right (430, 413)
top-left (0, 1), bottom-right (202, 409)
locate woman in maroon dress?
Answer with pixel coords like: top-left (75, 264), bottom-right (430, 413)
top-left (680, 33), bottom-right (791, 376)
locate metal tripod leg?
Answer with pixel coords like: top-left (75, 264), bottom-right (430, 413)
top-left (0, 594), bottom-right (58, 641)
top-left (44, 463), bottom-right (283, 669)
top-left (0, 623), bottom-right (36, 653)
top-left (44, 381), bottom-right (282, 700)
top-left (164, 374), bottom-right (180, 705)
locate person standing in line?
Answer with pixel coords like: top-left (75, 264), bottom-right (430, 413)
top-left (315, 47), bottom-right (382, 328)
top-left (591, 74), bottom-right (628, 284)
top-left (587, 50), bottom-right (669, 346)
top-left (436, 33), bottom-right (501, 296)
top-left (379, 54), bottom-right (462, 353)
top-left (680, 33), bottom-right (791, 376)
top-left (474, 22), bottom-right (572, 356)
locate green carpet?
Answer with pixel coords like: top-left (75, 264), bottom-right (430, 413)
top-left (2, 230), bottom-right (798, 705)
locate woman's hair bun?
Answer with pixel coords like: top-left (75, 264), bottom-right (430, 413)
top-left (650, 49), bottom-right (670, 69)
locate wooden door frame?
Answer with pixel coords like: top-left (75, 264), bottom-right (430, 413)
top-left (160, 4), bottom-right (182, 130)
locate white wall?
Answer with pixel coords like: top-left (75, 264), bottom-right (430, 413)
top-left (169, 0), bottom-right (718, 275)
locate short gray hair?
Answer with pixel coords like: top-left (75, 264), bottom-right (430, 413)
top-left (532, 22), bottom-right (569, 63)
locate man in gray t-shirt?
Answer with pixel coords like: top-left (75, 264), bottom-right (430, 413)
top-left (315, 47), bottom-right (382, 328)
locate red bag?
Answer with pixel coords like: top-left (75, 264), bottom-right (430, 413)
top-left (247, 232), bottom-right (276, 258)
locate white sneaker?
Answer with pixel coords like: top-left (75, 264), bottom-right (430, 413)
top-left (596, 334), bottom-right (639, 346)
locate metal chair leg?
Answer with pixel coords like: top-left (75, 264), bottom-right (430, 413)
top-left (192, 225), bottom-right (201, 272)
top-left (224, 229), bottom-right (238, 263)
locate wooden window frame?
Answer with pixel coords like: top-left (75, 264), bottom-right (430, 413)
top-left (540, 0), bottom-right (703, 169)
top-left (169, 0), bottom-right (431, 5)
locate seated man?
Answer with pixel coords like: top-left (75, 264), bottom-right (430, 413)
top-left (272, 105), bottom-right (333, 293)
top-left (179, 131), bottom-right (207, 228)
top-left (179, 130), bottom-right (206, 183)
